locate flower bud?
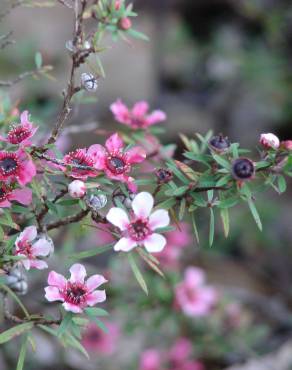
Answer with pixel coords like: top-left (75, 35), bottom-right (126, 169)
top-left (280, 140), bottom-right (292, 150)
top-left (259, 133), bottom-right (280, 150)
top-left (118, 17), bottom-right (132, 31)
top-left (68, 180), bottom-right (86, 198)
top-left (231, 157), bottom-right (255, 181)
top-left (86, 193), bottom-right (107, 211)
top-left (114, 0), bottom-right (122, 10)
top-left (209, 134), bottom-right (230, 153)
top-left (81, 73), bottom-right (98, 92)
top-left (5, 265), bottom-right (28, 295)
top-left (155, 168), bottom-right (173, 184)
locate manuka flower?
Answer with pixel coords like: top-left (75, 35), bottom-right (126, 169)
top-left (0, 111), bottom-right (38, 146)
top-left (63, 145), bottom-right (101, 180)
top-left (106, 191), bottom-right (170, 253)
top-left (14, 226), bottom-right (54, 270)
top-left (45, 263), bottom-right (107, 313)
top-left (0, 150), bottom-right (36, 185)
top-left (110, 99), bottom-right (166, 129)
top-left (94, 133), bottom-right (146, 192)
top-left (0, 183), bottom-right (32, 208)
top-left (82, 321), bottom-right (120, 354)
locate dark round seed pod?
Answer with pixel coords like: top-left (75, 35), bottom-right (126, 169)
top-left (231, 157), bottom-right (255, 181)
top-left (209, 134), bottom-right (230, 153)
top-left (155, 168), bottom-right (173, 184)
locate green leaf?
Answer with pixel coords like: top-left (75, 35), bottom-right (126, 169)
top-left (277, 175), bottom-right (287, 193)
top-left (191, 212), bottom-right (200, 244)
top-left (84, 307), bottom-right (108, 317)
top-left (35, 52), bottom-right (43, 69)
top-left (212, 154), bottom-right (231, 169)
top-left (0, 323), bottom-right (33, 344)
top-left (70, 243), bottom-right (113, 260)
top-left (220, 208), bottom-right (230, 238)
top-left (0, 285), bottom-right (30, 318)
top-left (64, 334), bottom-right (90, 359)
top-left (16, 335), bottom-right (28, 370)
top-left (128, 253), bottom-right (148, 295)
top-left (57, 312), bottom-right (73, 337)
top-left (156, 198), bottom-right (176, 210)
top-left (247, 199), bottom-right (262, 231)
top-left (209, 208), bottom-right (215, 247)
top-left (126, 28), bottom-right (149, 41)
top-left (178, 198), bottom-right (186, 221)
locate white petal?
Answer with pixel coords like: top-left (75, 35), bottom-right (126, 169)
top-left (132, 192), bottom-right (154, 218)
top-left (69, 263), bottom-right (87, 283)
top-left (106, 207), bottom-right (129, 231)
top-left (149, 209), bottom-right (170, 230)
top-left (17, 226), bottom-right (37, 245)
top-left (113, 237), bottom-right (137, 252)
top-left (31, 239), bottom-right (52, 256)
top-left (144, 233), bottom-right (166, 253)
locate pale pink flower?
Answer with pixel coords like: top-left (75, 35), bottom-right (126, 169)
top-left (0, 149), bottom-right (36, 186)
top-left (82, 321), bottom-right (119, 354)
top-left (175, 267), bottom-right (217, 317)
top-left (0, 184), bottom-right (32, 208)
top-left (45, 264), bottom-right (107, 313)
top-left (139, 349), bottom-right (162, 370)
top-left (281, 140), bottom-right (292, 150)
top-left (14, 226), bottom-right (53, 270)
top-left (110, 99), bottom-right (166, 130)
top-left (0, 111), bottom-right (38, 146)
top-left (106, 192), bottom-right (170, 253)
top-left (68, 180), bottom-right (86, 198)
top-left (259, 133), bottom-right (280, 149)
top-left (93, 133), bottom-right (146, 192)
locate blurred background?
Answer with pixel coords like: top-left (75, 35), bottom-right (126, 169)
top-left (1, 0), bottom-right (292, 369)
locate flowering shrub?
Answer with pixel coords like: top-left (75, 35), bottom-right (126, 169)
top-left (0, 0), bottom-right (292, 369)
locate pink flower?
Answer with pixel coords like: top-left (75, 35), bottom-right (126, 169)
top-left (63, 145), bottom-right (101, 180)
top-left (259, 133), bottom-right (280, 149)
top-left (94, 133), bottom-right (146, 192)
top-left (14, 226), bottom-right (53, 270)
top-left (45, 264), bottom-right (107, 313)
top-left (68, 180), bottom-right (86, 198)
top-left (168, 338), bottom-right (205, 370)
top-left (106, 192), bottom-right (170, 253)
top-left (0, 149), bottom-right (36, 186)
top-left (175, 267), bottom-right (217, 317)
top-left (281, 140), bottom-right (292, 150)
top-left (110, 100), bottom-right (166, 130)
top-left (139, 349), bottom-right (162, 370)
top-left (179, 361), bottom-right (205, 370)
top-left (82, 321), bottom-right (119, 354)
top-left (0, 184), bottom-right (32, 208)
top-left (0, 111), bottom-right (38, 146)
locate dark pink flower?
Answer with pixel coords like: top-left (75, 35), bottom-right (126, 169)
top-left (168, 338), bottom-right (205, 370)
top-left (45, 264), bottom-right (107, 313)
top-left (281, 140), bottom-right (292, 150)
top-left (14, 226), bottom-right (53, 270)
top-left (175, 267), bottom-right (218, 317)
top-left (110, 100), bottom-right (166, 130)
top-left (63, 145), bottom-right (101, 180)
top-left (94, 133), bottom-right (146, 192)
top-left (139, 349), bottom-right (162, 370)
top-left (0, 149), bottom-right (36, 186)
top-left (0, 183), bottom-right (32, 208)
top-left (82, 321), bottom-right (120, 354)
top-left (0, 111), bottom-right (38, 146)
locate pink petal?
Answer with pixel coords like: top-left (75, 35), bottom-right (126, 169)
top-left (185, 267), bottom-right (205, 287)
top-left (89, 144), bottom-right (106, 169)
top-left (86, 274), bottom-right (107, 292)
top-left (18, 225), bottom-right (37, 243)
top-left (20, 110), bottom-right (30, 124)
top-left (21, 259), bottom-right (31, 270)
top-left (69, 263), bottom-right (87, 284)
top-left (30, 260), bottom-right (48, 270)
top-left (31, 239), bottom-right (52, 257)
top-left (131, 101), bottom-right (149, 117)
top-left (126, 146), bottom-right (146, 164)
top-left (106, 207), bottom-right (129, 231)
top-left (63, 302), bottom-right (83, 313)
top-left (146, 110), bottom-right (167, 126)
top-left (48, 271), bottom-right (66, 289)
top-left (127, 177), bottom-right (138, 193)
top-left (144, 233), bottom-right (166, 253)
top-left (0, 135), bottom-right (8, 142)
top-left (18, 159), bottom-right (36, 186)
top-left (86, 290), bottom-right (106, 306)
top-left (0, 200), bottom-right (11, 208)
top-left (9, 188), bottom-right (32, 205)
top-left (132, 192), bottom-right (154, 218)
top-left (110, 99), bottom-right (130, 124)
top-left (113, 237), bottom-right (137, 252)
top-left (149, 209), bottom-right (170, 230)
top-left (45, 286), bottom-right (64, 302)
top-left (105, 133), bottom-right (124, 152)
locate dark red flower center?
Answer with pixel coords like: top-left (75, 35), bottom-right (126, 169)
top-left (65, 150), bottom-right (95, 177)
top-left (64, 282), bottom-right (88, 305)
top-left (15, 240), bottom-right (33, 258)
top-left (131, 117), bottom-right (145, 128)
top-left (0, 153), bottom-right (19, 177)
top-left (128, 219), bottom-right (151, 241)
top-left (106, 154), bottom-right (128, 175)
top-left (7, 125), bottom-right (31, 144)
top-left (0, 183), bottom-right (12, 202)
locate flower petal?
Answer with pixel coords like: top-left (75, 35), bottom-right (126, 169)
top-left (144, 233), bottom-right (166, 253)
top-left (86, 274), bottom-right (108, 292)
top-left (105, 133), bottom-right (124, 152)
top-left (126, 146), bottom-right (146, 164)
top-left (63, 302), bottom-right (83, 313)
top-left (69, 263), bottom-right (87, 284)
top-left (132, 192), bottom-right (154, 218)
top-left (146, 110), bottom-right (167, 125)
top-left (86, 290), bottom-right (106, 306)
top-left (18, 158), bottom-right (36, 186)
top-left (185, 267), bottom-right (205, 287)
top-left (44, 286), bottom-right (64, 302)
top-left (106, 207), bottom-right (129, 231)
top-left (113, 237), bottom-right (137, 252)
top-left (30, 260), bottom-right (48, 270)
top-left (132, 101), bottom-right (149, 117)
top-left (110, 99), bottom-right (130, 124)
top-left (18, 226), bottom-right (37, 244)
top-left (149, 209), bottom-right (170, 230)
top-left (9, 188), bottom-right (32, 205)
top-left (48, 271), bottom-right (66, 289)
top-left (31, 239), bottom-right (52, 257)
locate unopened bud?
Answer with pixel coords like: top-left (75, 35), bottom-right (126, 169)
top-left (280, 140), bottom-right (292, 151)
top-left (118, 17), bottom-right (132, 31)
top-left (114, 0), bottom-right (122, 11)
top-left (260, 133), bottom-right (280, 150)
top-left (81, 73), bottom-right (98, 92)
top-left (68, 180), bottom-right (86, 198)
top-left (5, 265), bottom-right (28, 295)
top-left (86, 193), bottom-right (107, 211)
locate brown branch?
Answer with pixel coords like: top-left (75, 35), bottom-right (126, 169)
top-left (45, 208), bottom-right (90, 231)
top-left (0, 66), bottom-right (52, 87)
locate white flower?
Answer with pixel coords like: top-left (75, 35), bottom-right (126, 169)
top-left (106, 192), bottom-right (170, 253)
top-left (68, 180), bottom-right (86, 198)
top-left (260, 133), bottom-right (280, 149)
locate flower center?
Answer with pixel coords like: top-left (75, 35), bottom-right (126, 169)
top-left (131, 117), bottom-right (145, 128)
top-left (128, 219), bottom-right (151, 241)
top-left (65, 282), bottom-right (88, 305)
top-left (15, 240), bottom-right (33, 258)
top-left (8, 125), bottom-right (31, 144)
top-left (0, 154), bottom-right (19, 176)
top-left (0, 183), bottom-right (11, 201)
top-left (106, 155), bottom-right (127, 175)
top-left (65, 150), bottom-right (95, 177)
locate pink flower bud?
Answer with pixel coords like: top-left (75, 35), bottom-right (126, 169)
top-left (118, 17), bottom-right (132, 31)
top-left (115, 0), bottom-right (122, 11)
top-left (68, 180), bottom-right (86, 198)
top-left (259, 133), bottom-right (280, 149)
top-left (281, 140), bottom-right (292, 150)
